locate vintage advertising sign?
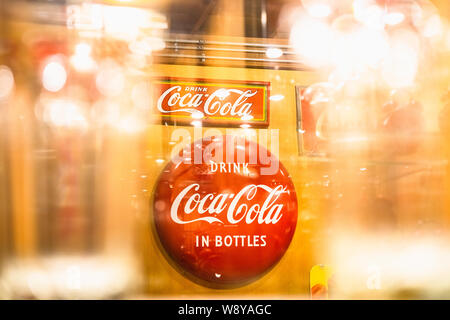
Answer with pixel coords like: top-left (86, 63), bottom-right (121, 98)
top-left (152, 135), bottom-right (298, 288)
top-left (152, 78), bottom-right (270, 128)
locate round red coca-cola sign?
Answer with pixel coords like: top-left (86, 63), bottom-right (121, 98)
top-left (153, 135), bottom-right (298, 288)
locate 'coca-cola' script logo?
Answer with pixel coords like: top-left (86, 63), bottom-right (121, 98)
top-left (170, 184), bottom-right (287, 225)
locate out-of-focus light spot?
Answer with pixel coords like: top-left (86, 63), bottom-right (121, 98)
top-left (270, 94), bottom-right (285, 101)
top-left (446, 27), bottom-right (450, 51)
top-left (155, 159), bottom-right (164, 164)
top-left (67, 3), bottom-right (167, 38)
top-left (422, 14), bottom-right (443, 38)
top-left (214, 89), bottom-right (230, 99)
top-left (96, 60), bottom-right (124, 97)
top-left (131, 82), bottom-right (151, 110)
top-left (191, 111), bottom-right (204, 119)
top-left (330, 14), bottom-right (367, 70)
top-left (0, 66), bottom-right (14, 100)
top-left (66, 3), bottom-right (103, 31)
top-left (382, 49), bottom-right (418, 88)
top-left (102, 6), bottom-right (167, 41)
top-left (290, 12), bottom-right (333, 68)
top-left (265, 47), bottom-right (283, 59)
top-left (353, 0), bottom-right (384, 30)
top-left (302, 0), bottom-right (332, 18)
top-left (42, 60), bottom-right (67, 92)
top-left (410, 1), bottom-right (424, 27)
top-left (43, 99), bottom-right (88, 129)
top-left (382, 28), bottom-right (419, 88)
top-left (70, 43), bottom-right (97, 72)
top-left (384, 12), bottom-right (405, 26)
top-left (75, 42), bottom-right (91, 56)
top-left (240, 124), bottom-right (251, 129)
top-left (129, 37), bottom-right (165, 56)
top-left (261, 10), bottom-right (267, 26)
top-left (241, 114), bottom-right (254, 121)
top-left (191, 120), bottom-right (202, 127)
top-left (103, 6), bottom-right (143, 41)
top-left (117, 114), bottom-right (145, 134)
top-left (92, 100), bottom-right (121, 126)
top-left (357, 28), bottom-right (389, 67)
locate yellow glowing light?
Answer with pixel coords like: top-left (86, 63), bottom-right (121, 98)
top-left (42, 60), bottom-right (67, 92)
top-left (0, 65), bottom-right (14, 100)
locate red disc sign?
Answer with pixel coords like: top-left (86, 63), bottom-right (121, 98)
top-left (153, 135), bottom-right (298, 288)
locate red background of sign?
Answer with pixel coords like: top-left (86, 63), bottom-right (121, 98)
top-left (152, 78), bottom-right (270, 128)
top-left (152, 135), bottom-right (298, 288)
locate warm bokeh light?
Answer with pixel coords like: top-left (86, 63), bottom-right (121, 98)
top-left (384, 12), bottom-right (405, 26)
top-left (265, 47), bottom-right (283, 59)
top-left (42, 98), bottom-right (88, 130)
top-left (42, 59), bottom-right (67, 92)
top-left (353, 0), bottom-right (385, 30)
top-left (381, 28), bottom-right (420, 88)
top-left (290, 12), bottom-right (333, 67)
top-left (1, 257), bottom-right (134, 299)
top-left (0, 65), bottom-right (14, 100)
top-left (270, 94), bottom-right (285, 101)
top-left (96, 59), bottom-right (125, 97)
top-left (302, 0), bottom-right (333, 18)
top-left (70, 42), bottom-right (97, 72)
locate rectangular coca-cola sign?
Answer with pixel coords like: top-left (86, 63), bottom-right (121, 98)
top-left (152, 78), bottom-right (270, 128)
